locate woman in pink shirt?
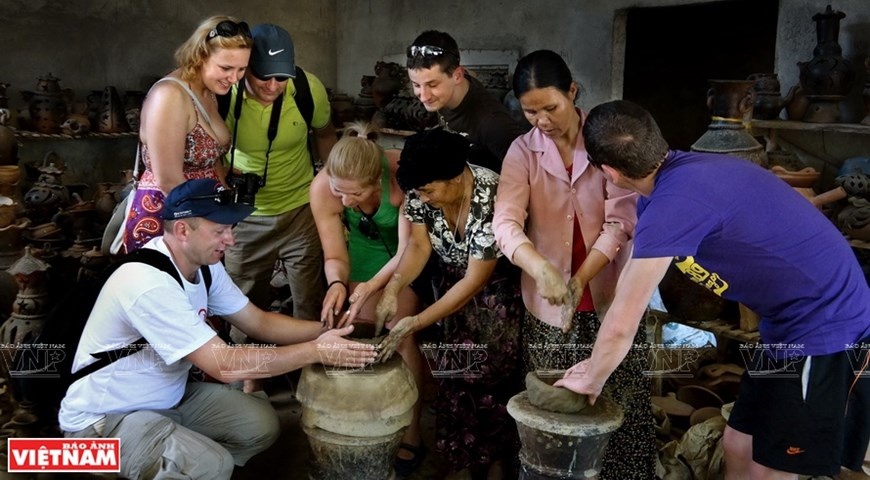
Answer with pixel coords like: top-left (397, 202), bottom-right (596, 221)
top-left (492, 50), bottom-right (653, 479)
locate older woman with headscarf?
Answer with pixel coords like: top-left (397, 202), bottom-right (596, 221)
top-left (377, 128), bottom-right (524, 479)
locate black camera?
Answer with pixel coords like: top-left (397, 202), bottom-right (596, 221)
top-left (226, 172), bottom-right (263, 206)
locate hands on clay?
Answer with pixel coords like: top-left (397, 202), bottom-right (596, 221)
top-left (553, 359), bottom-right (604, 406)
top-left (314, 324), bottom-right (377, 368)
top-left (375, 315), bottom-right (417, 363)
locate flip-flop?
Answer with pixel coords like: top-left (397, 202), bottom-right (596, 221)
top-left (394, 442), bottom-right (427, 478)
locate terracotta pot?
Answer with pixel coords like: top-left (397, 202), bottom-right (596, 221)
top-left (770, 165), bottom-right (820, 188)
top-left (0, 166), bottom-right (20, 185)
top-left (0, 205), bottom-right (15, 229)
top-left (0, 127), bottom-right (16, 167)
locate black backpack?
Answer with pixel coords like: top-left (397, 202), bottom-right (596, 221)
top-left (9, 248), bottom-right (212, 421)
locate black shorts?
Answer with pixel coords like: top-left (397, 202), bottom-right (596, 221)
top-left (728, 340), bottom-right (870, 476)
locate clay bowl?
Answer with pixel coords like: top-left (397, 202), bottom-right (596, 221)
top-left (0, 166), bottom-right (21, 185)
top-left (770, 165), bottom-right (820, 188)
top-left (27, 222), bottom-right (63, 240)
top-left (676, 385), bottom-right (724, 410)
top-left (689, 406), bottom-right (723, 426)
top-left (524, 371), bottom-right (588, 414)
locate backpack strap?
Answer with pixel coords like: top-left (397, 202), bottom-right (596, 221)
top-left (73, 249), bottom-right (211, 381)
top-left (294, 66), bottom-right (314, 129)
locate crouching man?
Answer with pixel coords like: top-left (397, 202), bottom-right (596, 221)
top-left (59, 179), bottom-right (376, 479)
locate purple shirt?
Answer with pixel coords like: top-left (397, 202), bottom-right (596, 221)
top-left (635, 150), bottom-right (870, 355)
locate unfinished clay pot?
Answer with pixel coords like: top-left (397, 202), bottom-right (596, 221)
top-left (524, 371), bottom-right (587, 414)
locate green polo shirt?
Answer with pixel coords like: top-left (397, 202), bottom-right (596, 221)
top-left (224, 70), bottom-right (332, 215)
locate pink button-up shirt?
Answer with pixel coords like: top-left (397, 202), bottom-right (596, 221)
top-left (493, 111), bottom-right (638, 327)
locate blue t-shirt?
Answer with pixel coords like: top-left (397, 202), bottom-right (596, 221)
top-left (634, 150), bottom-right (870, 355)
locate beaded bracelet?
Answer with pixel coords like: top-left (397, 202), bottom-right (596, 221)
top-left (327, 280), bottom-right (347, 292)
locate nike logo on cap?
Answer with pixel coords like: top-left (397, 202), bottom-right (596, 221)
top-left (786, 446), bottom-right (805, 455)
top-left (268, 49), bottom-right (285, 56)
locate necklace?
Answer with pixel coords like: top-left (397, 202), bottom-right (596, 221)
top-left (447, 172), bottom-right (470, 253)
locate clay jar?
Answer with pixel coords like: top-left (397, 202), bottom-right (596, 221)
top-left (799, 5), bottom-right (855, 97)
top-left (748, 73), bottom-right (787, 120)
top-left (20, 73), bottom-right (73, 134)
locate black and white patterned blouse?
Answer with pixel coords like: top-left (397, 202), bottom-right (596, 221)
top-left (404, 164), bottom-right (502, 267)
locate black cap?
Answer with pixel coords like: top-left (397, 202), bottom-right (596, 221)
top-left (162, 179), bottom-right (255, 225)
top-left (249, 24), bottom-right (296, 78)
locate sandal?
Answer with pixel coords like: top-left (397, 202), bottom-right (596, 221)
top-left (394, 442), bottom-right (427, 478)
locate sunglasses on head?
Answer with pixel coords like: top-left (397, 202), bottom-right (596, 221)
top-left (175, 186), bottom-right (238, 207)
top-left (250, 69), bottom-right (291, 82)
top-left (207, 20), bottom-right (252, 41)
top-left (406, 45), bottom-right (447, 58)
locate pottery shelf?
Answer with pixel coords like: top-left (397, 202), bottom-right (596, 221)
top-left (648, 310), bottom-right (762, 345)
top-left (750, 120), bottom-right (870, 136)
top-left (13, 131), bottom-right (137, 141)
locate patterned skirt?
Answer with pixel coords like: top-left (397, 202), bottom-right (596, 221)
top-left (523, 311), bottom-right (656, 480)
top-left (431, 258), bottom-right (524, 475)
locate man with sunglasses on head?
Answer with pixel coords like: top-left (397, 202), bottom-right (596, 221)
top-left (406, 30), bottom-right (528, 173)
top-left (221, 23), bottom-right (336, 345)
top-left (60, 179), bottom-right (375, 480)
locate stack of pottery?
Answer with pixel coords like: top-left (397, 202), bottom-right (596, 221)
top-left (0, 247), bottom-right (51, 350)
top-left (798, 5), bottom-right (856, 123)
top-left (296, 352), bottom-right (418, 480)
top-left (508, 372), bottom-right (624, 479)
top-left (24, 153), bottom-right (69, 224)
top-left (691, 80), bottom-right (767, 167)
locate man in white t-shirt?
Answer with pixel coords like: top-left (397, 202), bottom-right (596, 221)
top-left (59, 178), bottom-right (376, 479)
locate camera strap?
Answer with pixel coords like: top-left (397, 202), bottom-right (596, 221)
top-left (227, 77), bottom-right (283, 188)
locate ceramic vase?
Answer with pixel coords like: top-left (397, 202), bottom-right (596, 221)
top-left (799, 5), bottom-right (856, 123)
top-left (691, 80), bottom-right (767, 166)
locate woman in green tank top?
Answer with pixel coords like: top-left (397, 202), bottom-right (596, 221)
top-left (310, 122), bottom-right (426, 466)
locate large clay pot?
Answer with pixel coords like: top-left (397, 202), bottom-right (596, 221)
top-left (691, 80), bottom-right (766, 166)
top-left (508, 391), bottom-right (623, 479)
top-left (296, 355), bottom-right (417, 480)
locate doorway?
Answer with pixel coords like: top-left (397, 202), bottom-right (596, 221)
top-left (622, 0), bottom-right (779, 150)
